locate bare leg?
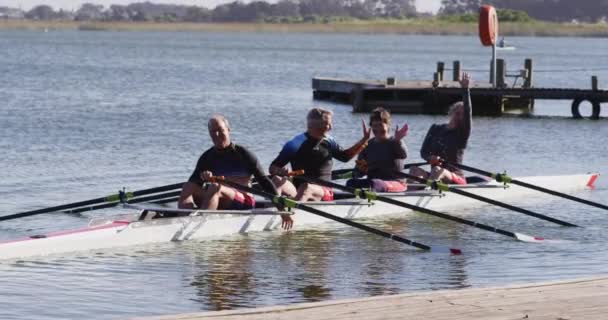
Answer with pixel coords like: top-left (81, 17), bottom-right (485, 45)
top-left (409, 166), bottom-right (430, 180)
top-left (296, 183), bottom-right (325, 201)
top-left (408, 166), bottom-right (430, 189)
top-left (271, 176), bottom-right (298, 198)
top-left (200, 183), bottom-right (239, 210)
top-left (430, 166), bottom-right (455, 184)
top-left (178, 182), bottom-right (204, 209)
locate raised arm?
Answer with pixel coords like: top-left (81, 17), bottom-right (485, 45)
top-left (333, 119), bottom-right (371, 162)
top-left (460, 72), bottom-right (472, 145)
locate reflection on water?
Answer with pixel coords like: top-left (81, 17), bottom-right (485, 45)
top-left (190, 240), bottom-right (257, 310)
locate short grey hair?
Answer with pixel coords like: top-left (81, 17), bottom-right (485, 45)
top-left (208, 114), bottom-right (230, 130)
top-left (307, 107), bottom-right (333, 129)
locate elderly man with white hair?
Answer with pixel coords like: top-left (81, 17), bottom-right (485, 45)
top-left (269, 107), bottom-right (370, 206)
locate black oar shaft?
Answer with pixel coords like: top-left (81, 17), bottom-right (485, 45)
top-left (376, 194), bottom-right (516, 238)
top-left (63, 191), bottom-right (182, 214)
top-left (0, 197), bottom-right (106, 221)
top-left (307, 177), bottom-right (524, 240)
top-left (131, 182), bottom-right (184, 197)
top-left (1, 182), bottom-right (186, 222)
top-left (449, 187), bottom-right (577, 227)
top-left (214, 179), bottom-right (434, 251)
top-left (400, 172), bottom-right (577, 227)
top-left (514, 179), bottom-right (608, 211)
top-left (455, 163), bottom-right (608, 211)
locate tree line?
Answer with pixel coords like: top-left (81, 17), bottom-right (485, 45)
top-left (14, 0), bottom-right (418, 23)
top-left (4, 0), bottom-right (608, 23)
top-left (440, 0), bottom-right (608, 23)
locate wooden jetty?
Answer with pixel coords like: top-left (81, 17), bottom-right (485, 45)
top-left (135, 276), bottom-right (608, 320)
top-left (313, 59), bottom-right (608, 119)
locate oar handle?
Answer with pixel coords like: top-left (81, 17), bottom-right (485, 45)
top-left (287, 170), bottom-right (305, 177)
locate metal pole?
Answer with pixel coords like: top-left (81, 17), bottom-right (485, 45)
top-left (491, 44), bottom-right (497, 87)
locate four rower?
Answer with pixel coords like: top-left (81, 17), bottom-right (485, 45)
top-left (269, 107), bottom-right (369, 202)
top-left (180, 80), bottom-right (473, 228)
top-left (178, 114), bottom-right (279, 211)
top-left (410, 72), bottom-right (473, 185)
top-left (346, 107), bottom-right (409, 192)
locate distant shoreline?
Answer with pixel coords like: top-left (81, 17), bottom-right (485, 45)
top-left (2, 20), bottom-right (608, 37)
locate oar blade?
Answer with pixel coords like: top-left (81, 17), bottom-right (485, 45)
top-left (430, 246), bottom-right (463, 255)
top-left (514, 232), bottom-right (546, 243)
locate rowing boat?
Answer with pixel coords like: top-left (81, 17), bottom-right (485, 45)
top-left (0, 173), bottom-right (598, 260)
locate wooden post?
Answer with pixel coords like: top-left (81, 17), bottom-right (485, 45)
top-left (496, 59), bottom-right (506, 88)
top-left (592, 76), bottom-right (598, 91)
top-left (386, 77), bottom-right (396, 86)
top-left (436, 62), bottom-right (444, 81)
top-left (351, 85), bottom-right (365, 112)
top-left (524, 58), bottom-right (533, 88)
top-left (433, 72), bottom-right (440, 88)
top-left (453, 61), bottom-right (461, 81)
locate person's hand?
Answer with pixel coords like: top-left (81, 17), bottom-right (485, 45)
top-left (200, 171), bottom-right (213, 181)
top-left (270, 165), bottom-right (289, 176)
top-left (281, 214), bottom-right (294, 230)
top-left (459, 72), bottom-right (471, 89)
top-left (355, 159), bottom-right (368, 174)
top-left (394, 123), bottom-right (409, 141)
top-left (361, 119), bottom-right (371, 141)
top-left (429, 155), bottom-right (443, 166)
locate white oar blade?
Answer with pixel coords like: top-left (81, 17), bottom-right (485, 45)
top-left (514, 232), bottom-right (547, 243)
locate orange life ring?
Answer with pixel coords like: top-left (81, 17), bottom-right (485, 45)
top-left (479, 5), bottom-right (498, 46)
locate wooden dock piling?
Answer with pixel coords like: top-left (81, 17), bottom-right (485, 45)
top-left (452, 60), bottom-right (461, 81)
top-left (523, 58), bottom-right (533, 88)
top-left (312, 59), bottom-right (607, 119)
top-left (496, 59), bottom-right (506, 88)
top-left (436, 62), bottom-right (445, 81)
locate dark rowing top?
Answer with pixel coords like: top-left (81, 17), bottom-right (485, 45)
top-left (357, 137), bottom-right (407, 180)
top-left (188, 143), bottom-right (277, 195)
top-left (271, 132), bottom-right (350, 181)
top-left (420, 88), bottom-right (472, 176)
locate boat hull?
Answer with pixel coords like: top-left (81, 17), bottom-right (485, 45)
top-left (0, 173), bottom-right (598, 260)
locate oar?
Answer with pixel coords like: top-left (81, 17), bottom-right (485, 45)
top-left (452, 163), bottom-right (608, 211)
top-left (302, 176), bottom-right (548, 243)
top-left (209, 177), bottom-right (461, 254)
top-left (398, 172), bottom-right (578, 227)
top-left (1, 182), bottom-right (185, 222)
top-left (332, 162), bottom-right (428, 180)
top-left (62, 190), bottom-right (182, 214)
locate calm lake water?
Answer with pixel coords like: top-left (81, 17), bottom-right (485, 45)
top-left (0, 31), bottom-right (607, 320)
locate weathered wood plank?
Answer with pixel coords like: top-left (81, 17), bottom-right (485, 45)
top-left (135, 277), bottom-right (608, 320)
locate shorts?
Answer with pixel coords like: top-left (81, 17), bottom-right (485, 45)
top-left (371, 179), bottom-right (407, 193)
top-left (230, 189), bottom-right (256, 210)
top-left (321, 186), bottom-right (334, 201)
top-left (451, 174), bottom-right (467, 185)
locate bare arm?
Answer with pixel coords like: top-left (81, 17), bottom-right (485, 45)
top-left (460, 72), bottom-right (472, 145)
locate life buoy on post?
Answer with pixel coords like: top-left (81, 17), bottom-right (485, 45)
top-left (571, 97), bottom-right (601, 120)
top-left (479, 5), bottom-right (498, 46)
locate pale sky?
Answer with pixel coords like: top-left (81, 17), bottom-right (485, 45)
top-left (1, 0), bottom-right (442, 13)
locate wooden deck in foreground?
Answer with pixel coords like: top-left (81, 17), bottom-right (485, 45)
top-left (136, 276), bottom-right (608, 320)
